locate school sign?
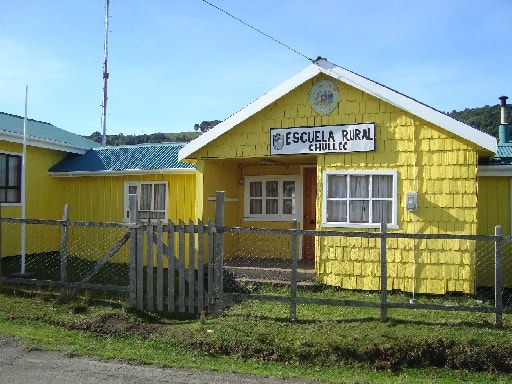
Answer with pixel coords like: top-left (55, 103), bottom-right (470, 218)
top-left (270, 123), bottom-right (375, 155)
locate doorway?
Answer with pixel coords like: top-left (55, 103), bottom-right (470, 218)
top-left (302, 167), bottom-right (317, 260)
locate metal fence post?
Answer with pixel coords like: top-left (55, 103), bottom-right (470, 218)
top-left (289, 219), bottom-right (298, 321)
top-left (213, 191), bottom-right (225, 316)
top-left (495, 225), bottom-right (503, 328)
top-left (60, 204), bottom-right (69, 297)
top-left (380, 221), bottom-right (388, 322)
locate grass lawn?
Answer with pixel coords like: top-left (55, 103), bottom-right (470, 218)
top-left (1, 284), bottom-right (512, 383)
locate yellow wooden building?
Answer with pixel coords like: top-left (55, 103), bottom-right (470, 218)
top-left (179, 58), bottom-right (499, 295)
top-left (476, 96), bottom-right (512, 287)
top-left (0, 112), bottom-right (196, 262)
top-left (0, 112), bottom-right (100, 256)
top-left (2, 58), bottom-right (509, 294)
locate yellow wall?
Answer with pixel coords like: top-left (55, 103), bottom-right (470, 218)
top-left (0, 137), bottom-right (197, 269)
top-left (190, 74), bottom-right (483, 294)
top-left (476, 176), bottom-right (512, 287)
top-left (1, 141), bottom-right (67, 257)
top-left (56, 172), bottom-right (197, 263)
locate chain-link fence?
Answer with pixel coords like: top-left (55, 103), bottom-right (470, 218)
top-left (0, 217), bottom-right (130, 295)
top-left (220, 223), bottom-right (512, 325)
top-left (2, 210), bottom-right (511, 324)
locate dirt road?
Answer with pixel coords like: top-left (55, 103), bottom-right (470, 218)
top-left (1, 335), bottom-right (319, 384)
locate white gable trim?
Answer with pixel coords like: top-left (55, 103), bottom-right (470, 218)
top-left (0, 131), bottom-right (91, 154)
top-left (316, 60), bottom-right (496, 153)
top-left (179, 59), bottom-right (496, 161)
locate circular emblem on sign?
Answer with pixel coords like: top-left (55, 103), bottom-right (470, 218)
top-left (309, 79), bottom-right (339, 115)
top-left (272, 132), bottom-right (284, 151)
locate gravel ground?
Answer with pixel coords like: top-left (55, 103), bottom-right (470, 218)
top-left (0, 335), bottom-right (320, 384)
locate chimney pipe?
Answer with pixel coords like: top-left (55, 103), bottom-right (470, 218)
top-left (498, 96), bottom-right (509, 144)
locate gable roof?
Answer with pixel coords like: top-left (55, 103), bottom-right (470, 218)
top-left (178, 58), bottom-right (497, 161)
top-left (49, 142), bottom-right (195, 176)
top-left (0, 112), bottom-right (99, 154)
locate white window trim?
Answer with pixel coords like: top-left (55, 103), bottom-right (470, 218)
top-left (322, 170), bottom-right (398, 229)
top-left (0, 151), bottom-right (23, 206)
top-left (243, 175), bottom-right (300, 222)
top-left (123, 181), bottom-right (169, 222)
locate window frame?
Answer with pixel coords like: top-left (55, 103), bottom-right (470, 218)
top-left (322, 170), bottom-right (398, 229)
top-left (243, 175), bottom-right (300, 222)
top-left (0, 151), bottom-right (22, 205)
top-left (123, 181), bottom-right (169, 222)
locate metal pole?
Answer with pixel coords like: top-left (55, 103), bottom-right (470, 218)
top-left (101, 0), bottom-right (110, 146)
top-left (20, 85), bottom-right (28, 274)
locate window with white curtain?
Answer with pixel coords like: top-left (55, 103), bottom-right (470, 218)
top-left (124, 182), bottom-right (168, 221)
top-left (244, 175), bottom-right (299, 221)
top-left (0, 152), bottom-right (22, 204)
top-left (322, 171), bottom-right (397, 228)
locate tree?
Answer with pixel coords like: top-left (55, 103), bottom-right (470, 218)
top-left (194, 120), bottom-right (221, 132)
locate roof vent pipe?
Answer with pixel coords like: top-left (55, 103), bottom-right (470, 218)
top-left (498, 96), bottom-right (509, 143)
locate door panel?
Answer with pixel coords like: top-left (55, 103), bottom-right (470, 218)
top-left (302, 167), bottom-right (317, 260)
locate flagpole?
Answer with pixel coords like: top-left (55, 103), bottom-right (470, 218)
top-left (21, 85), bottom-right (27, 274)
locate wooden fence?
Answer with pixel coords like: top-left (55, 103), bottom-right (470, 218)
top-left (1, 192), bottom-right (511, 326)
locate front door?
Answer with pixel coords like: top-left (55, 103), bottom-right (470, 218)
top-left (302, 167), bottom-right (317, 260)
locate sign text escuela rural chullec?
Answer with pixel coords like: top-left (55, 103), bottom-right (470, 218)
top-left (270, 123), bottom-right (375, 155)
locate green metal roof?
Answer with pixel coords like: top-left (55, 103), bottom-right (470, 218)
top-left (0, 112), bottom-right (99, 153)
top-left (49, 143), bottom-right (195, 174)
top-left (494, 143), bottom-right (512, 161)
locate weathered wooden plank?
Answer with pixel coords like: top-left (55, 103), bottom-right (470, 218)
top-left (168, 220), bottom-right (175, 312)
top-left (146, 220), bottom-right (154, 311)
top-left (178, 220), bottom-right (185, 312)
top-left (213, 191), bottom-right (224, 316)
top-left (136, 223), bottom-right (144, 310)
top-left (128, 194), bottom-right (138, 308)
top-left (380, 222), bottom-right (388, 322)
top-left (156, 220), bottom-right (164, 312)
top-left (81, 231), bottom-right (130, 283)
top-left (196, 219), bottom-right (204, 313)
top-left (59, 205), bottom-right (69, 297)
top-left (188, 219), bottom-right (195, 314)
top-left (208, 219), bottom-right (214, 314)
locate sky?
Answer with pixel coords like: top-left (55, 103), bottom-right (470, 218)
top-left (0, 0), bottom-right (511, 137)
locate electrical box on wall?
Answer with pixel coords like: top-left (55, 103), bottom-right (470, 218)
top-left (405, 192), bottom-right (418, 212)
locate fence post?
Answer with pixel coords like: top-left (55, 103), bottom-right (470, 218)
top-left (60, 204), bottom-right (69, 297)
top-left (380, 221), bottom-right (388, 322)
top-left (128, 194), bottom-right (138, 308)
top-left (207, 219), bottom-right (215, 314)
top-left (213, 191), bottom-right (225, 316)
top-left (146, 220), bottom-right (154, 311)
top-left (289, 219), bottom-right (298, 321)
top-left (495, 225), bottom-right (503, 328)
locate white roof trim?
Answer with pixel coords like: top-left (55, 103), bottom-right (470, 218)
top-left (478, 165), bottom-right (512, 176)
top-left (48, 168), bottom-right (196, 177)
top-left (179, 59), bottom-right (496, 161)
top-left (1, 131), bottom-right (91, 154)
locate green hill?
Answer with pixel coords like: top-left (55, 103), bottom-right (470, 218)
top-left (447, 103), bottom-right (508, 138)
top-left (87, 103), bottom-right (510, 146)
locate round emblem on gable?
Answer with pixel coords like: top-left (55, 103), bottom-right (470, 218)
top-left (309, 79), bottom-right (339, 115)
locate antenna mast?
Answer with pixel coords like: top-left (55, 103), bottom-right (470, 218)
top-left (101, 0), bottom-right (110, 146)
